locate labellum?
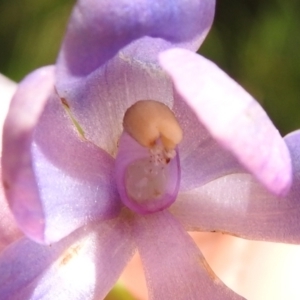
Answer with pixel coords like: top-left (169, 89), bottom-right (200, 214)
top-left (115, 100), bottom-right (182, 214)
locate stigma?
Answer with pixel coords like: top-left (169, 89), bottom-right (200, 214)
top-left (115, 100), bottom-right (182, 215)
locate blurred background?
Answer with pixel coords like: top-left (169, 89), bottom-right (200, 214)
top-left (0, 0), bottom-right (300, 135)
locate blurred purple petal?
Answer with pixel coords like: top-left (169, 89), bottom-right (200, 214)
top-left (2, 67), bottom-right (121, 244)
top-left (57, 0), bottom-right (215, 78)
top-left (0, 74), bottom-right (21, 250)
top-left (133, 210), bottom-right (244, 299)
top-left (2, 67), bottom-right (55, 243)
top-left (173, 92), bottom-right (245, 191)
top-left (0, 217), bottom-right (135, 300)
top-left (171, 130), bottom-right (300, 244)
top-left (160, 48), bottom-right (292, 195)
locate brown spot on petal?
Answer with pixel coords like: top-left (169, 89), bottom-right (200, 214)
top-left (61, 97), bottom-right (70, 109)
top-left (2, 180), bottom-right (10, 190)
top-left (59, 244), bottom-right (81, 266)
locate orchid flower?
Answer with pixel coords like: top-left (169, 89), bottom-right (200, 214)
top-left (1, 0), bottom-right (300, 299)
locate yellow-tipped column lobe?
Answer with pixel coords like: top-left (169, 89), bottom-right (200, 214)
top-left (123, 100), bottom-right (183, 151)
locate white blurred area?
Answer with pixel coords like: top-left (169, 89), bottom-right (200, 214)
top-left (0, 73), bottom-right (16, 142)
top-left (194, 232), bottom-right (300, 300)
top-left (121, 232), bottom-right (300, 300)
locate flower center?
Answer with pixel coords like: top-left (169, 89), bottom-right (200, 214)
top-left (125, 144), bottom-right (173, 202)
top-left (115, 100), bottom-right (182, 215)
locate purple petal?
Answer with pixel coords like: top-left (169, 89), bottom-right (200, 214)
top-left (2, 67), bottom-right (120, 244)
top-left (160, 48), bottom-right (292, 195)
top-left (56, 0), bottom-right (215, 78)
top-left (133, 210), bottom-right (244, 299)
top-left (0, 75), bottom-right (21, 250)
top-left (173, 92), bottom-right (245, 191)
top-left (171, 130), bottom-right (300, 244)
top-left (2, 67), bottom-right (55, 243)
top-left (33, 90), bottom-right (121, 243)
top-left (0, 217), bottom-right (135, 299)
top-left (55, 1), bottom-right (215, 147)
